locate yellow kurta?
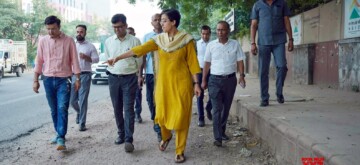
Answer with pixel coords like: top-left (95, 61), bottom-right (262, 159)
top-left (132, 38), bottom-right (201, 130)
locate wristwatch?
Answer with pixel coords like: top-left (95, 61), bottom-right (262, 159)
top-left (76, 77), bottom-right (80, 81)
top-left (240, 73), bottom-right (246, 77)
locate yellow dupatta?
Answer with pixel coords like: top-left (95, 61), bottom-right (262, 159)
top-left (153, 30), bottom-right (194, 53)
top-left (151, 30), bottom-right (194, 76)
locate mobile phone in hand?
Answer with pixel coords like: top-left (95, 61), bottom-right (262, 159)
top-left (240, 82), bottom-right (245, 88)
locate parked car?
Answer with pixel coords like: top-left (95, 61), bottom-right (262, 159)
top-left (0, 63), bottom-right (3, 82)
top-left (91, 53), bottom-right (108, 85)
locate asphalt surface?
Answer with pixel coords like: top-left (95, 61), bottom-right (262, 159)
top-left (0, 71), bottom-right (109, 143)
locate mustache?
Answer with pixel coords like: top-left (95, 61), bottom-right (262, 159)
top-left (76, 35), bottom-right (85, 41)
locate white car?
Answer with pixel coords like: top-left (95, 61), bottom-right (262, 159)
top-left (0, 63), bottom-right (3, 82)
top-left (91, 53), bottom-right (108, 85)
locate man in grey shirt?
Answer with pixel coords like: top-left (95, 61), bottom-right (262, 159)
top-left (70, 24), bottom-right (99, 131)
top-left (250, 0), bottom-right (294, 107)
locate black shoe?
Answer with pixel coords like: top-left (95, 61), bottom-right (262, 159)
top-left (79, 125), bottom-right (87, 131)
top-left (124, 142), bottom-right (134, 152)
top-left (76, 114), bottom-right (79, 124)
top-left (206, 111), bottom-right (212, 121)
top-left (277, 95), bottom-right (285, 104)
top-left (135, 114), bottom-right (142, 123)
top-left (222, 134), bottom-right (230, 141)
top-left (114, 137), bottom-right (124, 145)
top-left (213, 140), bottom-right (222, 147)
top-left (197, 120), bottom-right (205, 127)
top-left (260, 100), bottom-right (269, 107)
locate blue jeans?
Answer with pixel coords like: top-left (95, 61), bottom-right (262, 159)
top-left (208, 75), bottom-right (236, 142)
top-left (43, 76), bottom-right (71, 139)
top-left (196, 71), bottom-right (212, 121)
top-left (70, 73), bottom-right (92, 127)
top-left (135, 86), bottom-right (142, 116)
top-left (258, 44), bottom-right (288, 101)
top-left (145, 74), bottom-right (161, 135)
top-left (108, 73), bottom-right (137, 143)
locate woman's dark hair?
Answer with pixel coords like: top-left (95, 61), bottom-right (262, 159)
top-left (44, 15), bottom-right (61, 26)
top-left (111, 14), bottom-right (127, 24)
top-left (161, 9), bottom-right (181, 28)
top-left (76, 24), bottom-right (87, 31)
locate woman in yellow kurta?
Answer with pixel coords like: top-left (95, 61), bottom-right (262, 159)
top-left (108, 9), bottom-right (201, 163)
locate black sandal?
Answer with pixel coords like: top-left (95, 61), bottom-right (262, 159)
top-left (175, 154), bottom-right (186, 163)
top-left (159, 134), bottom-right (172, 151)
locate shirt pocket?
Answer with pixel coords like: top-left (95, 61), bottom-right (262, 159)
top-left (272, 4), bottom-right (283, 17)
top-left (211, 47), bottom-right (222, 61)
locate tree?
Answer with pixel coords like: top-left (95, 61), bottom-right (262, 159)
top-left (129, 0), bottom-right (333, 40)
top-left (61, 18), bottom-right (112, 43)
top-left (24, 0), bottom-right (58, 65)
top-left (0, 0), bottom-right (26, 40)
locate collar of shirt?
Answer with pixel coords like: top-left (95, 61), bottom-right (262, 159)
top-left (47, 32), bottom-right (66, 40)
top-left (200, 38), bottom-right (208, 44)
top-left (261, 0), bottom-right (279, 6)
top-left (114, 33), bottom-right (131, 41)
top-left (76, 40), bottom-right (88, 45)
top-left (216, 38), bottom-right (230, 45)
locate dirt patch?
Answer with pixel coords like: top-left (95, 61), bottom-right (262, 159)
top-left (0, 98), bottom-right (276, 164)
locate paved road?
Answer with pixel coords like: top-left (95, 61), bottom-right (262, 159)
top-left (0, 72), bottom-right (109, 143)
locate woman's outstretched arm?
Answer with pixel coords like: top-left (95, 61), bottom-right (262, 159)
top-left (106, 50), bottom-right (135, 66)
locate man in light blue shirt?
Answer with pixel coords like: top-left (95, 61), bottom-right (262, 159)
top-left (196, 25), bottom-right (212, 127)
top-left (138, 13), bottom-right (163, 142)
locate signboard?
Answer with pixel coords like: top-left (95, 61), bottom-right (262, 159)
top-left (224, 9), bottom-right (235, 32)
top-left (290, 14), bottom-right (302, 45)
top-left (344, 0), bottom-right (360, 38)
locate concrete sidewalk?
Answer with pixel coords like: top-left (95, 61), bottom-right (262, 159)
top-left (231, 74), bottom-right (360, 165)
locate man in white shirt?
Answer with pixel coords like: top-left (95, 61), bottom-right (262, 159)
top-left (202, 21), bottom-right (246, 147)
top-left (196, 25), bottom-right (213, 127)
top-left (104, 14), bottom-right (142, 153)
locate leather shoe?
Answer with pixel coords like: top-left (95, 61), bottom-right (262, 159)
top-left (260, 100), bottom-right (269, 107)
top-left (124, 142), bottom-right (134, 152)
top-left (114, 137), bottom-right (124, 145)
top-left (197, 120), bottom-right (205, 127)
top-left (213, 140), bottom-right (222, 147)
top-left (135, 114), bottom-right (142, 123)
top-left (222, 134), bottom-right (230, 141)
top-left (79, 125), bottom-right (87, 131)
top-left (277, 95), bottom-right (285, 104)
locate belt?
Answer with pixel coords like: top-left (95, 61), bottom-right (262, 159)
top-left (108, 72), bottom-right (136, 78)
top-left (80, 71), bottom-right (92, 75)
top-left (211, 73), bottom-right (236, 79)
